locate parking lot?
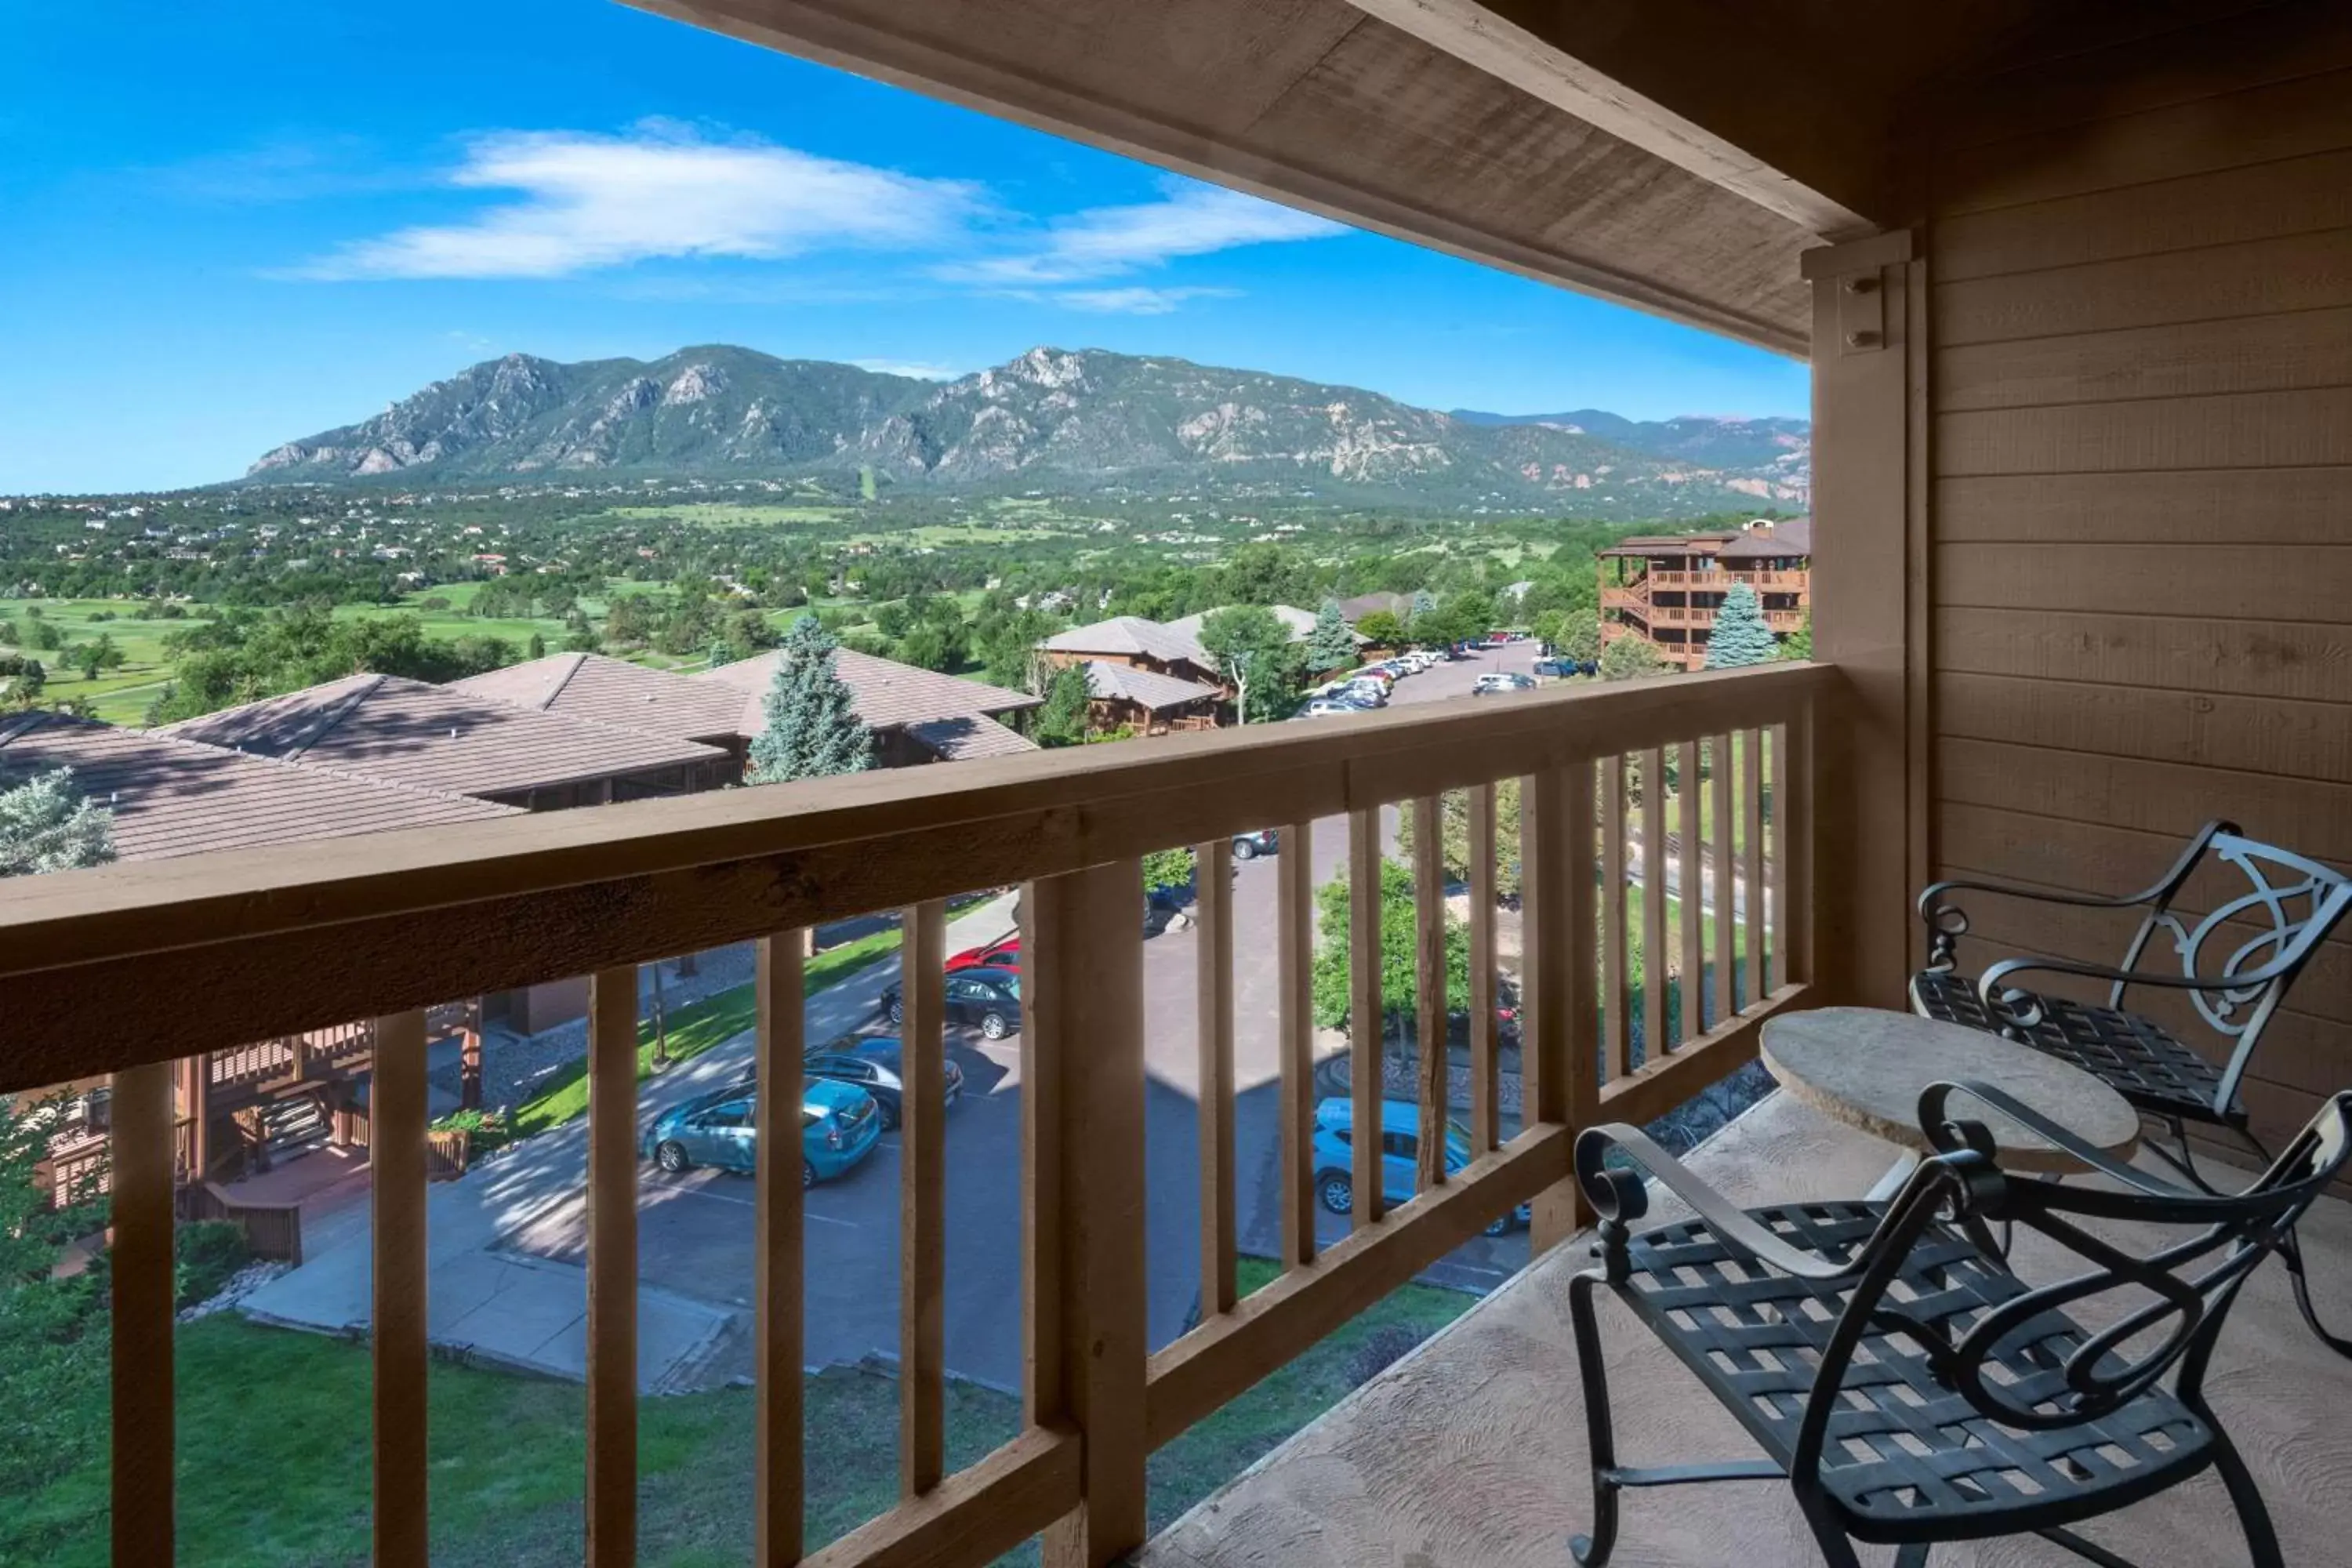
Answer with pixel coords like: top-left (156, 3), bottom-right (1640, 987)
top-left (526, 640), bottom-right (1548, 1388)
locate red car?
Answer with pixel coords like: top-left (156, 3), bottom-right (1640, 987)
top-left (946, 934), bottom-right (1022, 972)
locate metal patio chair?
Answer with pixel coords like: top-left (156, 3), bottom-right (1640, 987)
top-left (1564, 1083), bottom-right (2352, 1568)
top-left (1909, 820), bottom-right (2352, 1353)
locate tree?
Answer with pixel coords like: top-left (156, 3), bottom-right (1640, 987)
top-left (1556, 609), bottom-right (1602, 666)
top-left (1703, 581), bottom-right (1778, 669)
top-left (746, 616), bottom-right (874, 784)
top-left (526, 631), bottom-right (547, 660)
top-left (1600, 633), bottom-right (1672, 681)
top-left (1196, 604), bottom-right (1298, 725)
top-left (1781, 608), bottom-right (1813, 661)
top-left (1304, 599), bottom-right (1356, 674)
top-left (1309, 857), bottom-right (1471, 1043)
top-left (1396, 779), bottom-right (1523, 901)
top-left (0, 655), bottom-right (44, 706)
top-left (1142, 846), bottom-right (1196, 896)
top-left (1410, 589), bottom-right (1437, 620)
top-left (1354, 608), bottom-right (1406, 648)
top-left (0, 768), bottom-right (116, 877)
top-left (1033, 662), bottom-right (1091, 748)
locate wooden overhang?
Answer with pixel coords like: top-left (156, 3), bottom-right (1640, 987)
top-left (629, 1), bottom-right (2206, 358)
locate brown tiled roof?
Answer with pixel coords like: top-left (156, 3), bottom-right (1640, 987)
top-left (0, 711), bottom-right (519, 862)
top-left (1338, 590), bottom-right (1412, 622)
top-left (1080, 659), bottom-right (1222, 711)
top-left (696, 647), bottom-right (1040, 736)
top-left (1599, 532), bottom-right (1737, 557)
top-left (154, 673), bottom-right (727, 800)
top-left (1716, 516), bottom-right (1812, 558)
top-left (902, 714), bottom-right (1038, 761)
top-left (447, 653), bottom-right (746, 746)
top-left (1040, 615), bottom-right (1210, 666)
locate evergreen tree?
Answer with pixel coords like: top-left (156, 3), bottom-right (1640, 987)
top-left (746, 617), bottom-right (873, 784)
top-left (1304, 598), bottom-right (1356, 673)
top-left (1410, 588), bottom-right (1436, 619)
top-left (1781, 608), bottom-right (1813, 661)
top-left (1703, 582), bottom-right (1778, 669)
top-left (1033, 662), bottom-right (1091, 748)
top-left (526, 631), bottom-right (548, 660)
top-left (0, 768), bottom-right (116, 877)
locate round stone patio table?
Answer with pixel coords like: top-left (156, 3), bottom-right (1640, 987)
top-left (1761, 1006), bottom-right (2140, 1194)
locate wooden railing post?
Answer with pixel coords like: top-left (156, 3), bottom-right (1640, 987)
top-left (901, 900), bottom-right (948, 1499)
top-left (1466, 785), bottom-right (1501, 1154)
top-left (1276, 821), bottom-right (1316, 1268)
top-left (586, 966), bottom-right (638, 1568)
top-left (1347, 809), bottom-right (1385, 1225)
top-left (111, 1059), bottom-right (175, 1568)
top-left (372, 1007), bottom-right (429, 1568)
top-left (754, 933), bottom-right (805, 1568)
top-left (1521, 767), bottom-right (1587, 1251)
top-left (1029, 859), bottom-right (1147, 1568)
top-left (1194, 839), bottom-right (1237, 1318)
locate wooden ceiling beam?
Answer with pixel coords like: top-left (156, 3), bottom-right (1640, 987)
top-left (627, 0), bottom-right (1815, 354)
top-left (1341, 0), bottom-right (1889, 237)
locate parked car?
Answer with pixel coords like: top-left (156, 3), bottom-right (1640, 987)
top-left (803, 1036), bottom-right (964, 1131)
top-left (946, 933), bottom-right (1021, 972)
top-left (881, 964), bottom-right (1023, 1039)
top-left (641, 1077), bottom-right (882, 1188)
top-left (1232, 827), bottom-right (1280, 860)
top-left (1309, 1097), bottom-right (1527, 1236)
top-left (1472, 672), bottom-right (1537, 695)
top-left (1344, 680), bottom-right (1390, 706)
top-left (1532, 657), bottom-right (1577, 677)
top-left (1297, 699), bottom-right (1358, 718)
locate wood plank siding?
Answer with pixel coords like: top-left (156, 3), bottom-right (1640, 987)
top-left (1926, 8), bottom-right (2352, 1154)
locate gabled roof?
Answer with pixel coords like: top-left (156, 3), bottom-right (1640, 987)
top-left (1716, 516), bottom-right (1811, 559)
top-left (0, 710), bottom-right (519, 862)
top-left (1163, 604), bottom-right (1364, 648)
top-left (1040, 615), bottom-right (1210, 666)
top-left (1338, 591), bottom-right (1412, 622)
top-left (448, 652), bottom-right (746, 746)
top-left (695, 646), bottom-right (1041, 737)
top-left (154, 673), bottom-right (727, 800)
top-left (902, 714), bottom-right (1039, 762)
top-left (1079, 659), bottom-right (1222, 711)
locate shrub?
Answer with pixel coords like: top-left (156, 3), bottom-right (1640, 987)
top-left (175, 1221), bottom-right (251, 1309)
top-left (429, 1106), bottom-right (512, 1156)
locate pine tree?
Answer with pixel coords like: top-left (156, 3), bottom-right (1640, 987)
top-left (1305, 598), bottom-right (1356, 673)
top-left (746, 617), bottom-right (874, 784)
top-left (0, 768), bottom-right (116, 877)
top-left (1703, 582), bottom-right (1778, 669)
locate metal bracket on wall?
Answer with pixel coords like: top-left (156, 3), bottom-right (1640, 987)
top-left (1799, 228), bottom-right (1914, 358)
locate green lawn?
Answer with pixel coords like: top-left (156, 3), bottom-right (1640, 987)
top-left (511, 925), bottom-right (909, 1136)
top-left (0, 597), bottom-right (212, 724)
top-left (11, 1259), bottom-right (1475, 1567)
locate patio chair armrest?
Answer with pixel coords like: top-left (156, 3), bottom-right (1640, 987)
top-left (1576, 1123), bottom-right (1891, 1283)
top-left (1976, 949), bottom-right (2305, 1023)
top-left (1918, 876), bottom-right (2159, 922)
top-left (1918, 1080), bottom-right (2190, 1200)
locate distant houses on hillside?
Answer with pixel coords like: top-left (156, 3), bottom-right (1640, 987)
top-left (1035, 604), bottom-right (1365, 736)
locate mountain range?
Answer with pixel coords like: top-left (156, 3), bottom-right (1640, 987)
top-left (249, 345), bottom-right (1810, 514)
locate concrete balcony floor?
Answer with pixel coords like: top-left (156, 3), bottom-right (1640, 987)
top-left (1140, 1091), bottom-right (2352, 1568)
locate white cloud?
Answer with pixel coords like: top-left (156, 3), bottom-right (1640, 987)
top-left (941, 180), bottom-right (1345, 286)
top-left (1048, 286), bottom-right (1240, 315)
top-left (851, 358), bottom-right (966, 380)
top-left (294, 124), bottom-right (982, 281)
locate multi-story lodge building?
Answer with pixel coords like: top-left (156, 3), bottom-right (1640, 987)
top-left (1598, 516), bottom-right (1809, 670)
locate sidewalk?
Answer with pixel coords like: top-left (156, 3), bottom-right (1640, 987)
top-left (238, 891), bottom-right (1024, 1392)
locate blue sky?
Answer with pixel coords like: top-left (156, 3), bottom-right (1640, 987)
top-left (0, 0), bottom-right (1808, 495)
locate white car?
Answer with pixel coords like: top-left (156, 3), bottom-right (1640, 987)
top-left (1298, 699), bottom-right (1359, 718)
top-left (1472, 672), bottom-right (1536, 695)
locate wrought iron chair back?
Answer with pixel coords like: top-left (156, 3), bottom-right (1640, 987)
top-left (1923, 820), bottom-right (2352, 1118)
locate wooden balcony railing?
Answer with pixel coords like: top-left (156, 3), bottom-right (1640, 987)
top-left (0, 661), bottom-right (1834, 1568)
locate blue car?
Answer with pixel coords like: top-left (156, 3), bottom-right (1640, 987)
top-left (641, 1076), bottom-right (883, 1189)
top-left (1310, 1097), bottom-right (1529, 1236)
